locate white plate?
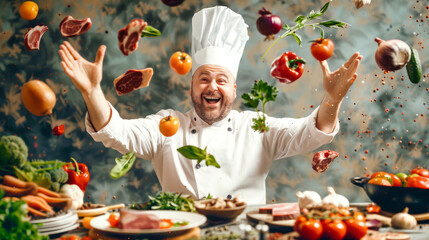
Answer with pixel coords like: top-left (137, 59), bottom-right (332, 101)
top-left (30, 211), bottom-right (75, 224)
top-left (36, 218), bottom-right (78, 232)
top-left (39, 223), bottom-right (79, 236)
top-left (34, 213), bottom-right (78, 229)
top-left (90, 210), bottom-right (207, 237)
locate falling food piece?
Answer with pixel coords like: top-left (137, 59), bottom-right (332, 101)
top-left (118, 19), bottom-right (147, 56)
top-left (353, 0), bottom-right (371, 9)
top-left (52, 124), bottom-right (65, 136)
top-left (312, 150), bottom-right (339, 173)
top-left (113, 68), bottom-right (153, 96)
top-left (24, 25), bottom-right (48, 51)
top-left (59, 16), bottom-right (92, 37)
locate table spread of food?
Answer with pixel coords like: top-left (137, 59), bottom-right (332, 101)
top-left (1, 0), bottom-right (428, 239)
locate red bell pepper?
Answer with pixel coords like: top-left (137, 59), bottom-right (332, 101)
top-left (52, 124), bottom-right (65, 136)
top-left (406, 175), bottom-right (429, 189)
top-left (63, 157), bottom-right (90, 192)
top-left (271, 51), bottom-right (306, 84)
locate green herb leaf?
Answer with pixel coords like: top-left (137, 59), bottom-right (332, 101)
top-left (295, 15), bottom-right (306, 24)
top-left (291, 33), bottom-right (302, 46)
top-left (177, 145), bottom-right (221, 168)
top-left (319, 1), bottom-right (330, 14)
top-left (283, 24), bottom-right (290, 31)
top-left (318, 20), bottom-right (347, 28)
top-left (141, 25), bottom-right (161, 38)
top-left (110, 151), bottom-right (136, 179)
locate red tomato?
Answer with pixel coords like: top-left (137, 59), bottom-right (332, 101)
top-left (294, 216), bottom-right (323, 240)
top-left (310, 38), bottom-right (334, 61)
top-left (68, 236), bottom-right (81, 240)
top-left (108, 213), bottom-right (120, 227)
top-left (406, 175), bottom-right (429, 189)
top-left (169, 51), bottom-right (192, 75)
top-left (411, 167), bottom-right (429, 178)
top-left (160, 219), bottom-right (174, 229)
top-left (370, 172), bottom-right (393, 185)
top-left (388, 173), bottom-right (402, 187)
top-left (344, 219), bottom-right (367, 240)
top-left (366, 202), bottom-right (381, 214)
top-left (321, 219), bottom-right (347, 240)
top-left (159, 115), bottom-right (180, 137)
top-left (81, 237), bottom-right (92, 240)
top-left (19, 1), bottom-right (39, 20)
top-left (368, 177), bottom-right (392, 186)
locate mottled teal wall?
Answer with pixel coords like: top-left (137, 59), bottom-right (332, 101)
top-left (0, 0), bottom-right (427, 205)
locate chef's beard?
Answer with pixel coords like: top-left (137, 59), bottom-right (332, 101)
top-left (191, 89), bottom-right (234, 125)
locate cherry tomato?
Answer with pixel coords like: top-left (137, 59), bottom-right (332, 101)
top-left (81, 237), bottom-right (92, 240)
top-left (388, 173), bottom-right (402, 187)
top-left (321, 219), bottom-right (347, 240)
top-left (159, 115), bottom-right (180, 137)
top-left (395, 172), bottom-right (408, 186)
top-left (411, 167), bottom-right (429, 178)
top-left (169, 51), bottom-right (192, 75)
top-left (370, 172), bottom-right (393, 185)
top-left (160, 219), bottom-right (174, 229)
top-left (310, 38), bottom-right (334, 61)
top-left (294, 216), bottom-right (323, 240)
top-left (108, 213), bottom-right (120, 227)
top-left (366, 202), bottom-right (381, 214)
top-left (344, 219), bottom-right (367, 240)
top-left (368, 177), bottom-right (392, 186)
top-left (19, 1), bottom-right (39, 20)
top-left (68, 236), bottom-right (81, 240)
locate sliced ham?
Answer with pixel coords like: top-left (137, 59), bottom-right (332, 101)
top-left (24, 25), bottom-right (48, 51)
top-left (271, 203), bottom-right (299, 221)
top-left (117, 19), bottom-right (147, 56)
top-left (312, 150), bottom-right (339, 173)
top-left (113, 68), bottom-right (153, 96)
top-left (59, 16), bottom-right (92, 37)
top-left (118, 209), bottom-right (160, 230)
top-left (259, 202), bottom-right (298, 214)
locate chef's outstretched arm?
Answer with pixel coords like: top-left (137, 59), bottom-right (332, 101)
top-left (316, 52), bottom-right (363, 133)
top-left (58, 41), bottom-right (110, 131)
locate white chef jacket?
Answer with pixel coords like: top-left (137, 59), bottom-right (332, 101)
top-left (86, 104), bottom-right (338, 204)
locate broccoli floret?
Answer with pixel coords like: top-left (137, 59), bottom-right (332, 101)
top-left (50, 165), bottom-right (68, 184)
top-left (0, 135), bottom-right (28, 175)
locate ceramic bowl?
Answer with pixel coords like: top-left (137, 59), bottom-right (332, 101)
top-left (194, 199), bottom-right (247, 221)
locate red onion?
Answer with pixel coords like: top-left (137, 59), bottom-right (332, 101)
top-left (256, 7), bottom-right (282, 41)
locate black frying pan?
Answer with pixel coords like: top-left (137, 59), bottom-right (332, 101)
top-left (351, 177), bottom-right (429, 214)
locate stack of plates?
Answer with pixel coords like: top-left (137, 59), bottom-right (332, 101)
top-left (30, 211), bottom-right (79, 236)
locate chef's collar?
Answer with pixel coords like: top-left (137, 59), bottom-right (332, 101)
top-left (191, 109), bottom-right (234, 128)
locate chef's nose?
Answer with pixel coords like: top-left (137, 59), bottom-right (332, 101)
top-left (207, 79), bottom-right (218, 91)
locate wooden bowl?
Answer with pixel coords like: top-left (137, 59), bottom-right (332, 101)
top-left (194, 199), bottom-right (247, 221)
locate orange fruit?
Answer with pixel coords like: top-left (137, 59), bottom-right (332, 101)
top-left (159, 116), bottom-right (180, 137)
top-left (19, 1), bottom-right (39, 21)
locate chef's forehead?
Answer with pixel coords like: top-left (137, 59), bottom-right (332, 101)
top-left (192, 64), bottom-right (235, 81)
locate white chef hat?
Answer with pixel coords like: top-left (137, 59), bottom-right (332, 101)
top-left (191, 6), bottom-right (249, 79)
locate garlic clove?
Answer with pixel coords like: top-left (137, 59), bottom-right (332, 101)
top-left (391, 207), bottom-right (417, 230)
top-left (296, 190), bottom-right (322, 210)
top-left (322, 186), bottom-right (350, 209)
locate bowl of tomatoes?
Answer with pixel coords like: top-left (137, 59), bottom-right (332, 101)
top-left (351, 167), bottom-right (429, 214)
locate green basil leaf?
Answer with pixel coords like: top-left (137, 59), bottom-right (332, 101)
top-left (295, 15), bottom-right (306, 24)
top-left (177, 145), bottom-right (206, 160)
top-left (307, 10), bottom-right (323, 20)
top-left (319, 1), bottom-right (330, 14)
top-left (205, 154), bottom-right (220, 168)
top-left (110, 151), bottom-right (136, 179)
top-left (291, 33), bottom-right (302, 46)
top-left (283, 24), bottom-right (290, 30)
top-left (319, 20), bottom-right (347, 28)
top-left (141, 25), bottom-right (161, 38)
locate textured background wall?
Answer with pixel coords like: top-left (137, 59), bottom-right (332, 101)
top-left (0, 0), bottom-right (427, 205)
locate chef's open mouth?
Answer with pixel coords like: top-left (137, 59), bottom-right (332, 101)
top-left (204, 96), bottom-right (221, 104)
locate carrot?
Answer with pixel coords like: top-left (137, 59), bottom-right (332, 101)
top-left (27, 206), bottom-right (48, 217)
top-left (37, 186), bottom-right (61, 198)
top-left (0, 183), bottom-right (38, 197)
top-left (3, 175), bottom-right (28, 188)
top-left (21, 195), bottom-right (55, 214)
top-left (36, 192), bottom-right (72, 210)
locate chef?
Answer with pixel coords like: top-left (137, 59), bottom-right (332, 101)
top-left (58, 6), bottom-right (362, 204)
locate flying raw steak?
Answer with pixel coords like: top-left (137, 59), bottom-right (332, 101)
top-left (117, 19), bottom-right (147, 56)
top-left (59, 16), bottom-right (92, 37)
top-left (113, 68), bottom-right (153, 96)
top-left (312, 150), bottom-right (339, 173)
top-left (24, 25), bottom-right (48, 51)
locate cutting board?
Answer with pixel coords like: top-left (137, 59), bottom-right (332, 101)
top-left (246, 210), bottom-right (295, 231)
top-left (379, 210), bottom-right (429, 222)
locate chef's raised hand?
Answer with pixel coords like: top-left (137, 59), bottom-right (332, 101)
top-left (320, 52), bottom-right (363, 103)
top-left (58, 41), bottom-right (110, 132)
top-left (59, 41), bottom-right (106, 96)
top-left (315, 52), bottom-right (363, 134)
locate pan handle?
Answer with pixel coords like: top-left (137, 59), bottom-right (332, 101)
top-left (350, 177), bottom-right (370, 188)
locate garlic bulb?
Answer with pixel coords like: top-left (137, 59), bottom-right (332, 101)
top-left (322, 186), bottom-right (349, 209)
top-left (391, 207), bottom-right (417, 229)
top-left (374, 37), bottom-right (411, 71)
top-left (353, 0), bottom-right (371, 9)
top-left (296, 190), bottom-right (322, 210)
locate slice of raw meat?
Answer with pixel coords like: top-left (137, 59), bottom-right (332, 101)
top-left (117, 19), bottom-right (147, 56)
top-left (312, 150), bottom-right (339, 173)
top-left (118, 208), bottom-right (160, 230)
top-left (259, 203), bottom-right (297, 214)
top-left (113, 68), bottom-right (153, 96)
top-left (24, 25), bottom-right (48, 51)
top-left (272, 202), bottom-right (299, 221)
top-left (59, 16), bottom-right (92, 37)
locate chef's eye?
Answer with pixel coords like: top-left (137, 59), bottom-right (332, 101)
top-left (217, 79), bottom-right (227, 84)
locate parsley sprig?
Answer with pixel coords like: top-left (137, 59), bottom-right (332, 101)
top-left (241, 80), bottom-right (278, 133)
top-left (261, 1), bottom-right (347, 60)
